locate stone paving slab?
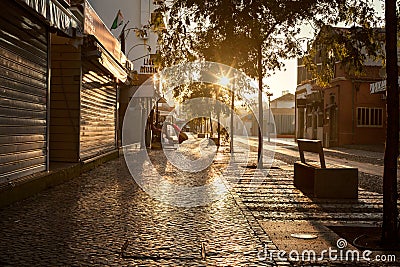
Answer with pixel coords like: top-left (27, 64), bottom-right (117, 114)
top-left (221, 143), bottom-right (400, 266)
top-left (259, 220), bottom-right (354, 257)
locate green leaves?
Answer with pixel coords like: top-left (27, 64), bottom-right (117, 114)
top-left (303, 25), bottom-right (384, 87)
top-left (160, 0), bottom-right (382, 90)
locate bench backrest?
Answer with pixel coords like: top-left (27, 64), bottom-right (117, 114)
top-left (297, 139), bottom-right (326, 168)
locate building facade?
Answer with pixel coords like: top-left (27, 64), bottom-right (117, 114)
top-left (0, 0), bottom-right (129, 187)
top-left (0, 0), bottom-right (81, 184)
top-left (269, 93), bottom-right (295, 136)
top-left (88, 0), bottom-right (165, 148)
top-left (296, 49), bottom-right (386, 147)
top-left (88, 0), bottom-right (163, 74)
top-left (49, 0), bottom-right (128, 162)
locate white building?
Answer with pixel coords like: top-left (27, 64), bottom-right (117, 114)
top-left (88, 0), bottom-right (163, 73)
top-left (269, 93), bottom-right (295, 135)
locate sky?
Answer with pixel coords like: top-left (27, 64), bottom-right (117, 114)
top-left (264, 0), bottom-right (385, 100)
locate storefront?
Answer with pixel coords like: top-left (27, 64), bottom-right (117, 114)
top-left (49, 0), bottom-right (127, 162)
top-left (0, 0), bottom-right (80, 183)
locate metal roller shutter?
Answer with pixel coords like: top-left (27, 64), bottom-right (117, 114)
top-left (0, 0), bottom-right (49, 183)
top-left (80, 63), bottom-right (117, 159)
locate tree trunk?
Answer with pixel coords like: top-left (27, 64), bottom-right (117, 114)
top-left (257, 42), bottom-right (263, 169)
top-left (382, 0), bottom-right (399, 245)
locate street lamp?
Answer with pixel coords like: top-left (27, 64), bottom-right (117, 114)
top-left (154, 75), bottom-right (166, 124)
top-left (217, 76), bottom-right (231, 147)
top-left (266, 92), bottom-right (273, 142)
top-left (126, 43), bottom-right (151, 60)
top-left (118, 20), bottom-right (149, 54)
top-left (155, 96), bottom-right (167, 124)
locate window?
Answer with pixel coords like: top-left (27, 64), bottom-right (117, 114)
top-left (357, 107), bottom-right (383, 127)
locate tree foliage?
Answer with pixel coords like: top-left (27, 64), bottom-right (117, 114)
top-left (174, 83), bottom-right (231, 119)
top-left (158, 0), bottom-right (381, 84)
top-left (303, 25), bottom-right (385, 87)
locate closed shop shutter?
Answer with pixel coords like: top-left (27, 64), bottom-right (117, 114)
top-left (0, 0), bottom-right (49, 183)
top-left (80, 63), bottom-right (116, 159)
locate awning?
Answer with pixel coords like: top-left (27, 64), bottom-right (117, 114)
top-left (19, 0), bottom-right (81, 37)
top-left (83, 1), bottom-right (122, 63)
top-left (98, 44), bottom-right (127, 83)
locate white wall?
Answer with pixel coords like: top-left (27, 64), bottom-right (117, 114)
top-left (271, 100), bottom-right (294, 109)
top-left (88, 0), bottom-right (159, 72)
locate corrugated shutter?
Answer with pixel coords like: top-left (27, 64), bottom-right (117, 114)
top-left (0, 0), bottom-right (49, 183)
top-left (80, 63), bottom-right (116, 159)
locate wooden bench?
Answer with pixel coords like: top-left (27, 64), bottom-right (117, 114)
top-left (294, 139), bottom-right (358, 199)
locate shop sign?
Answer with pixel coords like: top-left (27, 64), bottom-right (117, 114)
top-left (84, 1), bottom-right (122, 62)
top-left (370, 77), bottom-right (400, 94)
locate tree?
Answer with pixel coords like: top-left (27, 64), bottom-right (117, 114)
top-left (159, 2), bottom-right (400, 241)
top-left (159, 0), bottom-right (379, 168)
top-left (173, 78), bottom-right (245, 145)
top-left (301, 2), bottom-right (400, 245)
top-left (382, 0), bottom-right (399, 245)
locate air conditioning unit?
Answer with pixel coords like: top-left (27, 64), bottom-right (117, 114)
top-left (140, 34), bottom-right (149, 40)
top-left (137, 29), bottom-right (148, 40)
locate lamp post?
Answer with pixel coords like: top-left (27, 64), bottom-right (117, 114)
top-left (220, 75), bottom-right (236, 155)
top-left (219, 76), bottom-right (230, 147)
top-left (266, 92), bottom-right (273, 142)
top-left (155, 96), bottom-right (167, 124)
top-left (230, 81), bottom-right (235, 156)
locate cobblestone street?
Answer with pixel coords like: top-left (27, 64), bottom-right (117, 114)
top-left (0, 139), bottom-right (399, 266)
top-left (2, 0), bottom-right (400, 266)
top-left (0, 144), bottom-right (273, 266)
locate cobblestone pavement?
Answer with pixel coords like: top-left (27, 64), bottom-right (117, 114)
top-left (236, 136), bottom-right (398, 195)
top-left (228, 142), bottom-right (400, 266)
top-left (0, 138), bottom-right (399, 266)
top-left (269, 137), bottom-right (384, 165)
top-left (0, 143), bottom-right (278, 266)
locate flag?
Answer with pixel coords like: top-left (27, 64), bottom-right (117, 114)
top-left (111, 10), bottom-right (124, 30)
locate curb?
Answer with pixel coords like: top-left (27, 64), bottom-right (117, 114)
top-left (0, 150), bottom-right (119, 208)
